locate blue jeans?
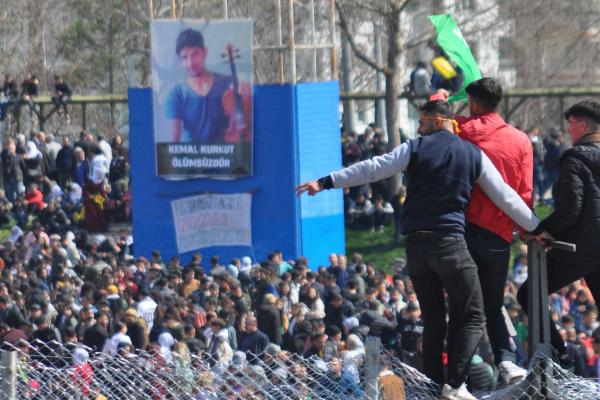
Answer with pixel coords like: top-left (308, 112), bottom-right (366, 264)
top-left (466, 223), bottom-right (514, 364)
top-left (406, 231), bottom-right (485, 389)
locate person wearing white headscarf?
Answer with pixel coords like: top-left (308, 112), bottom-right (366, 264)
top-left (158, 331), bottom-right (175, 364)
top-left (63, 231), bottom-right (81, 265)
top-left (25, 141), bottom-right (41, 160)
top-left (73, 347), bottom-right (89, 366)
top-left (89, 147), bottom-right (108, 184)
top-left (83, 152), bottom-right (108, 232)
top-left (23, 141), bottom-right (43, 186)
top-left (71, 347), bottom-right (94, 397)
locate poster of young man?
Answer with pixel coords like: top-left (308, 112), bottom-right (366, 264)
top-left (151, 19), bottom-right (253, 178)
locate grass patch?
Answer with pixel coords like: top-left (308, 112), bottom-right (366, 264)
top-left (345, 225), bottom-right (405, 275)
top-left (346, 204), bottom-right (553, 275)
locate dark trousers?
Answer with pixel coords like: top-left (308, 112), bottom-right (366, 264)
top-left (406, 232), bottom-right (486, 388)
top-left (517, 247), bottom-right (600, 355)
top-left (52, 95), bottom-right (70, 114)
top-left (465, 223), bottom-right (514, 364)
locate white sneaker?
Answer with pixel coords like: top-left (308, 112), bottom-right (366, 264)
top-left (439, 383), bottom-right (477, 400)
top-left (499, 360), bottom-right (527, 384)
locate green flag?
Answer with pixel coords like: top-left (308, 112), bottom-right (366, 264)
top-left (429, 14), bottom-right (482, 102)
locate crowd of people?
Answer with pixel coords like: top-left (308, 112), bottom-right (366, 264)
top-left (0, 75), bottom-right (598, 400)
top-left (298, 76), bottom-right (600, 400)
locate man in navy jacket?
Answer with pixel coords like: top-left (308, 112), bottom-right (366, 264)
top-left (297, 100), bottom-right (539, 400)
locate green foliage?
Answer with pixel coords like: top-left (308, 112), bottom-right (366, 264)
top-left (57, 0), bottom-right (128, 93)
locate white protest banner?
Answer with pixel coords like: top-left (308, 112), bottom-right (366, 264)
top-left (171, 193), bottom-right (252, 253)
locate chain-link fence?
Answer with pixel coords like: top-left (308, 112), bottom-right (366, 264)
top-left (1, 339), bottom-right (599, 399)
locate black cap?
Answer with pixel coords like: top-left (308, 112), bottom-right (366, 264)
top-left (564, 100), bottom-right (600, 124)
top-left (466, 77), bottom-right (503, 109)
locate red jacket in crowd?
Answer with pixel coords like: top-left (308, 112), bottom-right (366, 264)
top-left (25, 188), bottom-right (44, 211)
top-left (456, 113), bottom-right (533, 243)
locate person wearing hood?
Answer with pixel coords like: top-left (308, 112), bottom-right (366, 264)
top-left (83, 153), bottom-right (108, 232)
top-left (158, 331), bottom-right (175, 363)
top-left (23, 141), bottom-right (43, 187)
top-left (63, 231), bottom-right (80, 266)
top-left (89, 146), bottom-right (109, 182)
top-left (70, 348), bottom-right (93, 397)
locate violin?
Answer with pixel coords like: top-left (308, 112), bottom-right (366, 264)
top-left (222, 43), bottom-right (252, 143)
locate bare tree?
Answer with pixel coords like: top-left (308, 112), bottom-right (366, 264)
top-left (336, 0), bottom-right (408, 158)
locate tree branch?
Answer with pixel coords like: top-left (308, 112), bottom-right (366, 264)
top-left (336, 0), bottom-right (388, 74)
top-left (342, 0), bottom-right (387, 16)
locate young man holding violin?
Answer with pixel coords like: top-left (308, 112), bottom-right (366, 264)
top-left (166, 28), bottom-right (249, 144)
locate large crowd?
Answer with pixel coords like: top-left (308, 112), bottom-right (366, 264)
top-left (0, 92), bottom-right (598, 399)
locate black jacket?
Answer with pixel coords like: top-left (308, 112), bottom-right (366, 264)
top-left (257, 304), bottom-right (282, 345)
top-left (539, 142), bottom-right (600, 254)
top-left (359, 310), bottom-right (397, 339)
top-left (82, 323), bottom-right (108, 353)
top-left (239, 329), bottom-right (270, 355)
top-left (56, 145), bottom-right (76, 178)
top-left (1, 151), bottom-right (24, 182)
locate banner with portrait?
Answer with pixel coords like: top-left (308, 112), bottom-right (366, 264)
top-left (151, 19), bottom-right (253, 178)
top-left (171, 193), bottom-right (252, 253)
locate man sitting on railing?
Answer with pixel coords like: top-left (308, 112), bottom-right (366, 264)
top-left (52, 75), bottom-right (73, 120)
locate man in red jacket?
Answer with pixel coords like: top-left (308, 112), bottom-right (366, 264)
top-left (436, 78), bottom-right (533, 384)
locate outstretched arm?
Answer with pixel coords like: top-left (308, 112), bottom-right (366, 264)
top-left (296, 142), bottom-right (411, 196)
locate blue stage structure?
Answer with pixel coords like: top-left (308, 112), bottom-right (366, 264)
top-left (128, 81), bottom-right (344, 269)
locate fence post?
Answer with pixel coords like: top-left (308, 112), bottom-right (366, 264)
top-left (365, 336), bottom-right (381, 400)
top-left (0, 351), bottom-right (17, 400)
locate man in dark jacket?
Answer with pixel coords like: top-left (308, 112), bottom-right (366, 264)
top-left (359, 301), bottom-right (397, 343)
top-left (256, 294), bottom-right (281, 345)
top-left (0, 295), bottom-right (26, 328)
top-left (518, 100), bottom-right (600, 366)
top-left (297, 99), bottom-right (540, 399)
top-left (1, 139), bottom-right (25, 202)
top-left (82, 312), bottom-right (109, 353)
top-left (56, 136), bottom-right (76, 188)
top-left (325, 293), bottom-right (355, 329)
top-left (239, 315), bottom-right (270, 361)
